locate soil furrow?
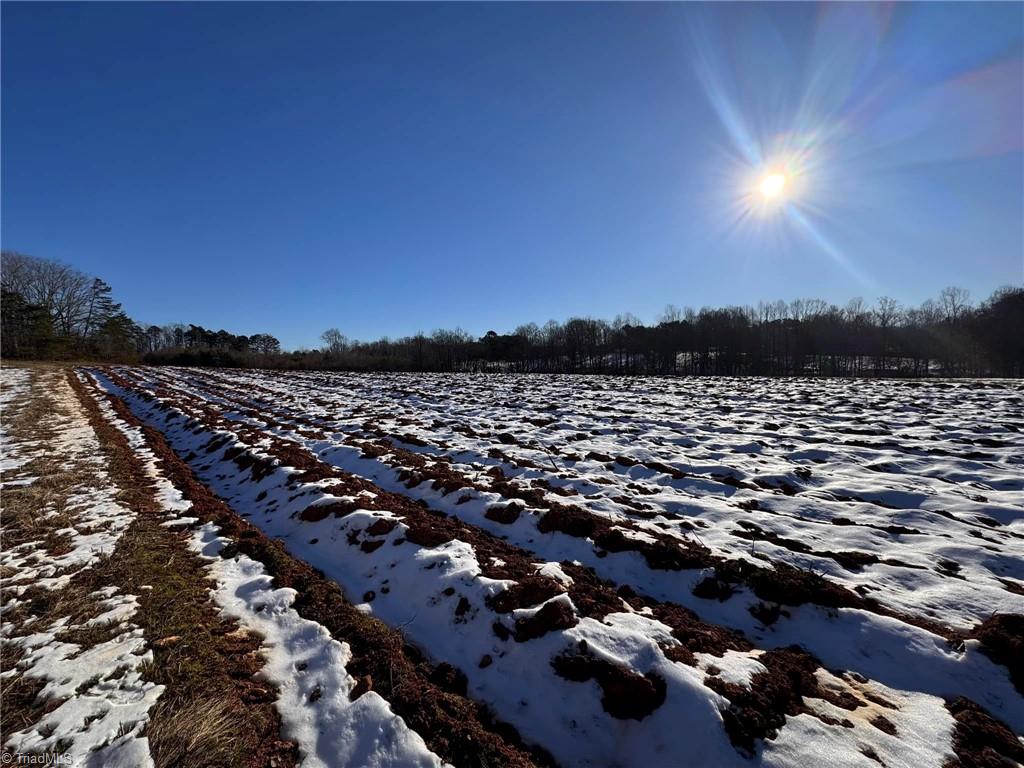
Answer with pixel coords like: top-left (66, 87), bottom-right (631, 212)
top-left (77, 369), bottom-right (555, 768)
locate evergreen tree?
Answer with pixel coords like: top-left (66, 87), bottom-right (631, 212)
top-left (1, 289), bottom-right (55, 358)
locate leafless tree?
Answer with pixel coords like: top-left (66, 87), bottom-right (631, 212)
top-left (321, 327), bottom-right (349, 355)
top-left (1, 250), bottom-right (92, 336)
top-left (938, 286), bottom-right (971, 324)
top-left (658, 304), bottom-right (683, 324)
top-left (875, 296), bottom-right (902, 329)
top-left (845, 297), bottom-right (867, 323)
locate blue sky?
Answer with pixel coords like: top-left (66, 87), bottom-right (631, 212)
top-left (3, 2), bottom-right (1022, 349)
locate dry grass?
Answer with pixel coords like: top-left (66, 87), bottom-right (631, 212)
top-left (66, 369), bottom-right (296, 768)
top-left (1, 367), bottom-right (115, 742)
top-left (146, 698), bottom-right (256, 767)
top-left (2, 367), bottom-right (295, 767)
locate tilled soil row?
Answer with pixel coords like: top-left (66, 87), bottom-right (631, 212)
top-left (130, 368), bottom-right (1024, 696)
top-left (97, 371), bottom-right (751, 699)
top-left (90, 367), bottom-right (1001, 760)
top-left (342, 432), bottom-right (1024, 707)
top-left (66, 369), bottom-right (301, 768)
top-left (267, 371), bottom-right (1024, 553)
top-left (0, 370), bottom-right (297, 767)
top-left (101, 367), bottom-right (1024, 765)
top-left (211, 370), bottom-right (1024, 766)
top-left (240, 395), bottom-right (963, 644)
top-left (144, 368), bottom-right (971, 640)
top-left (133, 372), bottom-right (899, 608)
top-left (103, 369), bottom-right (745, 651)
top-left (79, 370), bottom-right (555, 768)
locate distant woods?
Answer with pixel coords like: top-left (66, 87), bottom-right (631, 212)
top-left (1, 251), bottom-right (281, 363)
top-left (3, 249), bottom-right (1022, 376)
top-left (306, 288), bottom-right (1023, 377)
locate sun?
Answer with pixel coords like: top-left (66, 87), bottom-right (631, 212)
top-left (729, 157), bottom-right (806, 221)
top-left (760, 172), bottom-right (786, 199)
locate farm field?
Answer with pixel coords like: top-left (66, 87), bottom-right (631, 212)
top-left (3, 366), bottom-right (1023, 768)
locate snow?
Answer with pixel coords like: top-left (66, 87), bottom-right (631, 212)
top-left (79, 369), bottom-right (448, 768)
top-left (763, 672), bottom-right (956, 768)
top-left (1, 368), bottom-right (160, 767)
top-left (196, 369), bottom-right (1023, 625)
top-left (191, 524), bottom-right (447, 768)
top-left (1, 367), bottom-right (33, 477)
top-left (696, 649), bottom-right (767, 688)
top-left (2, 372), bottom-right (138, 596)
top-left (5, 615), bottom-right (164, 765)
top-left (84, 366), bottom-right (1024, 768)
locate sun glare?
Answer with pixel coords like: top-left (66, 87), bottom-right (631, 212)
top-left (760, 172), bottom-right (786, 199)
top-left (728, 158), bottom-right (804, 222)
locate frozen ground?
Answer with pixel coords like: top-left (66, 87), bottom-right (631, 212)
top-left (80, 368), bottom-right (448, 768)
top-left (3, 367), bottom-right (451, 768)
top-left (78, 366), bottom-right (1023, 768)
top-left (1, 368), bottom-right (160, 767)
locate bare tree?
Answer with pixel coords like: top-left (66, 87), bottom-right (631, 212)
top-left (845, 297), bottom-right (867, 323)
top-left (512, 322), bottom-right (542, 345)
top-left (613, 312), bottom-right (643, 329)
top-left (938, 286), bottom-right (971, 324)
top-left (875, 296), bottom-right (902, 329)
top-left (658, 304), bottom-right (683, 324)
top-left (2, 251), bottom-right (92, 336)
top-left (320, 327), bottom-right (349, 355)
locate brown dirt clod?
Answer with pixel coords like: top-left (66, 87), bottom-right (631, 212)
top-left (552, 651), bottom-right (666, 721)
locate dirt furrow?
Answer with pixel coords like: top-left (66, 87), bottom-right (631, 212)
top-left (90, 366), bottom-right (943, 761)
top-left (91, 366), bottom-right (1024, 765)
top-left (78, 369), bottom-right (554, 768)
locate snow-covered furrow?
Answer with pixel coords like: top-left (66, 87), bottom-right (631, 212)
top-left (171, 366), bottom-right (1024, 630)
top-left (74, 370), bottom-right (449, 768)
top-left (105, 366), bottom-right (1024, 736)
top-left (190, 523), bottom-right (447, 768)
top-left (1, 373), bottom-right (139, 598)
top-left (3, 587), bottom-right (165, 767)
top-left (1, 367), bottom-right (34, 480)
top-left (1, 368), bottom-right (161, 766)
top-left (91, 371), bottom-right (765, 766)
top-left (90, 367), bottom-right (1024, 768)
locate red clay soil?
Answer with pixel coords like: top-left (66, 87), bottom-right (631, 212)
top-left (125, 368), bottom-right (958, 639)
top-left (615, 584), bottom-right (752, 657)
top-left (96, 368), bottom-right (771, 725)
top-left (80, 370), bottom-right (555, 768)
top-left (108, 367), bottom-right (746, 653)
top-left (134, 385), bottom-right (591, 651)
top-left (969, 613), bottom-right (1024, 696)
top-left (703, 646), bottom-right (864, 756)
top-left (97, 367), bottom-right (981, 753)
top-left (66, 372), bottom-right (297, 768)
top-left (513, 600), bottom-right (578, 642)
top-left (485, 502), bottom-right (524, 524)
top-left (340, 429), bottom-right (959, 642)
top-left (552, 646), bottom-right (667, 721)
top-left (121, 372), bottom-right (961, 650)
top-left (486, 576), bottom-right (565, 613)
top-left (945, 697), bottom-right (1024, 768)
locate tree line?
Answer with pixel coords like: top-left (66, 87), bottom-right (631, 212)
top-left (1, 251), bottom-right (281, 363)
top-left (3, 249), bottom-right (1021, 376)
top-left (303, 286), bottom-right (1022, 377)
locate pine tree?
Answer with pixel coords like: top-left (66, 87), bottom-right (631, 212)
top-left (81, 278), bottom-right (120, 340)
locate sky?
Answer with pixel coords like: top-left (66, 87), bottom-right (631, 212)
top-left (2, 2), bottom-right (1022, 350)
